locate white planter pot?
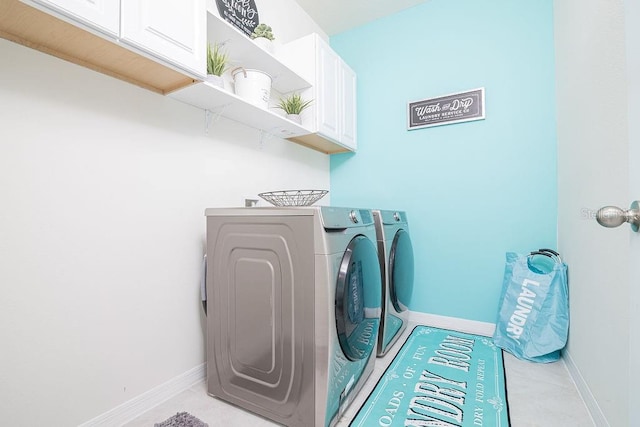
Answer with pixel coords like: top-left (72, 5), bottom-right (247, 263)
top-left (232, 68), bottom-right (272, 109)
top-left (252, 37), bottom-right (274, 54)
top-left (205, 74), bottom-right (224, 89)
top-left (286, 113), bottom-right (302, 124)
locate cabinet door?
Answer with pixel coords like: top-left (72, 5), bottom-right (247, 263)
top-left (316, 40), bottom-right (341, 142)
top-left (340, 63), bottom-right (357, 150)
top-left (23, 0), bottom-right (119, 37)
top-left (121, 0), bottom-right (206, 77)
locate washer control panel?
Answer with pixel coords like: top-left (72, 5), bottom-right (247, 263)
top-left (321, 207), bottom-right (374, 229)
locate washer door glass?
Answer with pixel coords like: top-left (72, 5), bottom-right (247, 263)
top-left (389, 229), bottom-right (414, 312)
top-left (335, 235), bottom-right (381, 361)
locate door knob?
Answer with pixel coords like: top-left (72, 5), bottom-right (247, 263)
top-left (596, 201), bottom-right (640, 232)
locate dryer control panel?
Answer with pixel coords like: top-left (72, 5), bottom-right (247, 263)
top-left (380, 210), bottom-right (408, 225)
top-left (321, 207), bottom-right (373, 229)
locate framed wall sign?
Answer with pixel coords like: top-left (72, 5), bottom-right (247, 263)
top-left (216, 0), bottom-right (259, 37)
top-left (407, 88), bottom-right (485, 130)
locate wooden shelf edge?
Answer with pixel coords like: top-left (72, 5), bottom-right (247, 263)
top-left (0, 0), bottom-right (198, 95)
top-left (287, 133), bottom-right (353, 155)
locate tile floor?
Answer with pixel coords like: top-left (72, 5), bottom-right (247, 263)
top-left (125, 323), bottom-right (594, 427)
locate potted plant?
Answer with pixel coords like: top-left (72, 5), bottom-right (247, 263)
top-left (251, 23), bottom-right (275, 53)
top-left (206, 42), bottom-right (229, 88)
top-left (276, 93), bottom-right (313, 124)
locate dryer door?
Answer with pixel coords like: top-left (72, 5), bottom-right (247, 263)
top-left (335, 235), bottom-right (382, 361)
top-left (389, 229), bottom-right (414, 312)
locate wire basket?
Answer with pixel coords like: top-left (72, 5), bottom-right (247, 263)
top-left (258, 190), bottom-right (328, 207)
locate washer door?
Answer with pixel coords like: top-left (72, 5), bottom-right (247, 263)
top-left (335, 235), bottom-right (382, 361)
top-left (389, 229), bottom-right (414, 312)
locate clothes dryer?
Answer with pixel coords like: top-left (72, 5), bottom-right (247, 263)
top-left (205, 206), bottom-right (382, 427)
top-left (372, 210), bottom-right (415, 356)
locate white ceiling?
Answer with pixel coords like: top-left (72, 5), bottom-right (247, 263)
top-left (293, 0), bottom-right (429, 36)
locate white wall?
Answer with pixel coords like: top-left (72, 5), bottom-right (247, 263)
top-left (554, 0), bottom-right (629, 425)
top-left (254, 0), bottom-right (328, 43)
top-left (210, 0), bottom-right (329, 44)
top-left (0, 2), bottom-right (328, 424)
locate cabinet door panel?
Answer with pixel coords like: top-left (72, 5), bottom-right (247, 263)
top-left (341, 64), bottom-right (357, 150)
top-left (317, 42), bottom-right (341, 142)
top-left (121, 0), bottom-right (205, 77)
top-left (24, 0), bottom-right (119, 37)
top-left (278, 33), bottom-right (359, 152)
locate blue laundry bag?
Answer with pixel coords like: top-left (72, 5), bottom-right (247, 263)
top-left (493, 250), bottom-right (569, 363)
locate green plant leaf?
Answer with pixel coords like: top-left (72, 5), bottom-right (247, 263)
top-left (207, 42), bottom-right (229, 76)
top-left (276, 93), bottom-right (313, 114)
top-left (251, 23), bottom-right (275, 41)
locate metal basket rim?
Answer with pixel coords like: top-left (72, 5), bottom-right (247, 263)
top-left (258, 190), bottom-right (328, 195)
top-left (258, 189), bottom-right (328, 207)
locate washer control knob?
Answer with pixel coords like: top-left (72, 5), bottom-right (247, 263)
top-left (393, 212), bottom-right (401, 222)
top-left (349, 210), bottom-right (359, 223)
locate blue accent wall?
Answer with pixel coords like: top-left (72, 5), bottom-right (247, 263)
top-left (330, 0), bottom-right (557, 322)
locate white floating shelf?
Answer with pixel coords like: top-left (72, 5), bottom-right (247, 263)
top-left (169, 4), bottom-right (348, 154)
top-left (206, 8), bottom-right (311, 94)
top-left (169, 81), bottom-right (310, 138)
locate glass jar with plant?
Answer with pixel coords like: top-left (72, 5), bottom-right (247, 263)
top-left (251, 24), bottom-right (275, 53)
top-left (276, 93), bottom-right (313, 124)
top-left (206, 42), bottom-right (229, 89)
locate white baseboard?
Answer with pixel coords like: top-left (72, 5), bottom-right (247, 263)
top-left (562, 350), bottom-right (607, 427)
top-left (408, 311), bottom-right (496, 337)
top-left (78, 363), bottom-right (206, 427)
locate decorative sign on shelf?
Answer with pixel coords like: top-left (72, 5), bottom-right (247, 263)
top-left (407, 88), bottom-right (485, 130)
top-left (216, 0), bottom-right (259, 37)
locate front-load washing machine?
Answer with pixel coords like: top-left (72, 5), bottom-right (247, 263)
top-left (205, 206), bottom-right (382, 427)
top-left (372, 210), bottom-right (414, 356)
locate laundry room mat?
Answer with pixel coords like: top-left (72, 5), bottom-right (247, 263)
top-left (154, 411), bottom-right (208, 427)
top-left (350, 326), bottom-right (510, 427)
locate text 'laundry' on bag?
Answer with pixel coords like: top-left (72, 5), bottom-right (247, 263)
top-left (493, 249), bottom-right (569, 363)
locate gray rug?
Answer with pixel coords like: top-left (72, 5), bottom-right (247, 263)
top-left (154, 412), bottom-right (208, 427)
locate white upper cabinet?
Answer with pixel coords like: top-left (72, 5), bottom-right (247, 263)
top-left (278, 33), bottom-right (358, 152)
top-left (23, 0), bottom-right (120, 37)
top-left (121, 0), bottom-right (206, 77)
top-left (20, 0), bottom-right (206, 79)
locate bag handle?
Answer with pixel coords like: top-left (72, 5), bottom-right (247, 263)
top-left (538, 248), bottom-right (559, 257)
top-left (530, 250), bottom-right (554, 258)
top-left (528, 250), bottom-right (563, 274)
top-left (527, 251), bottom-right (559, 274)
top-left (537, 248), bottom-right (563, 263)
